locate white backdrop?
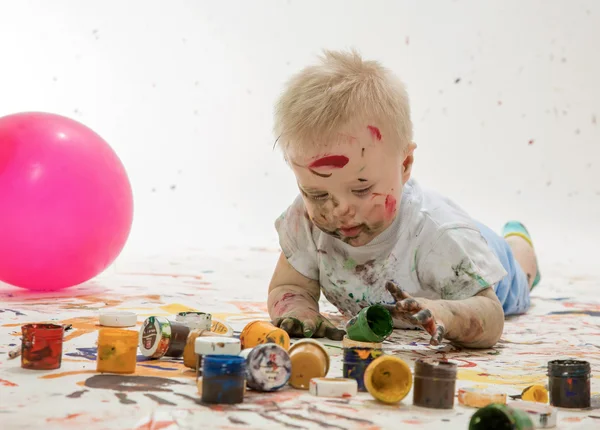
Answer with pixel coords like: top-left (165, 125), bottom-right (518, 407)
top-left (1, 0), bottom-right (598, 273)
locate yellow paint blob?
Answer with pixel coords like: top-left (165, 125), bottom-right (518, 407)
top-left (364, 355), bottom-right (412, 404)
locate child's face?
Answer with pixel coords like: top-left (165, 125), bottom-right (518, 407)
top-left (288, 124), bottom-right (415, 247)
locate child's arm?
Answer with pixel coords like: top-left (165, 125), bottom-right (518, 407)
top-left (384, 281), bottom-right (504, 348)
top-left (268, 252), bottom-right (345, 340)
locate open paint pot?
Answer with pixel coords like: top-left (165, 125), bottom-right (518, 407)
top-left (239, 320), bottom-right (290, 350)
top-left (364, 355), bottom-right (412, 403)
top-left (240, 343), bottom-right (291, 392)
top-left (139, 316), bottom-right (190, 359)
top-left (343, 346), bottom-right (384, 392)
top-left (194, 336), bottom-right (241, 379)
top-left (469, 403), bottom-right (534, 430)
top-left (288, 339), bottom-right (330, 390)
top-left (413, 359), bottom-right (457, 409)
top-left (96, 328), bottom-right (138, 374)
top-left (345, 304), bottom-right (393, 343)
top-left (202, 355), bottom-right (246, 404)
top-left (548, 359), bottom-right (591, 408)
top-left (521, 385), bottom-right (549, 404)
top-left (21, 323), bottom-right (64, 370)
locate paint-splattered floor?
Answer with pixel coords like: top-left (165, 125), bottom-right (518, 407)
top-left (1, 247), bottom-right (599, 429)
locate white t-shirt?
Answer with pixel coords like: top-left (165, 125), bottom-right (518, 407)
top-left (275, 179), bottom-right (507, 324)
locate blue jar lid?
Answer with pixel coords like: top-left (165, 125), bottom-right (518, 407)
top-left (203, 355), bottom-right (245, 374)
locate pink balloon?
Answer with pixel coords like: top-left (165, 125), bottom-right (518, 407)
top-left (0, 112), bottom-right (133, 291)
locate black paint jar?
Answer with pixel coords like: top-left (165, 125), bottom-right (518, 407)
top-left (548, 359), bottom-right (591, 408)
top-left (413, 359), bottom-right (457, 409)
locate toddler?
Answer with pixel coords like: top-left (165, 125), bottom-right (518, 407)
top-left (267, 50), bottom-right (540, 348)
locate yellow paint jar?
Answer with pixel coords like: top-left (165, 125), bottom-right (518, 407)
top-left (364, 355), bottom-right (412, 403)
top-left (96, 328), bottom-right (138, 374)
top-left (288, 339), bottom-right (330, 390)
top-left (239, 321), bottom-right (290, 350)
top-left (521, 385), bottom-right (549, 404)
top-left (183, 329), bottom-right (207, 369)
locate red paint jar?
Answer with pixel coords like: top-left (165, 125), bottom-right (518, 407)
top-left (21, 323), bottom-right (64, 370)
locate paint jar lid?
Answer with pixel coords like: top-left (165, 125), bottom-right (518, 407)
top-left (138, 316), bottom-right (171, 358)
top-left (99, 311), bottom-right (137, 327)
top-left (288, 338), bottom-right (331, 374)
top-left (209, 318), bottom-right (234, 337)
top-left (195, 336), bottom-right (241, 356)
top-left (508, 401), bottom-right (557, 429)
top-left (341, 335), bottom-right (383, 349)
top-left (175, 312), bottom-right (212, 330)
top-left (244, 344), bottom-right (292, 392)
top-left (309, 378), bottom-right (358, 398)
top-left (458, 387), bottom-right (507, 408)
top-left (203, 355), bottom-right (246, 374)
top-left (414, 359), bottom-right (457, 379)
top-left (547, 359), bottom-right (590, 377)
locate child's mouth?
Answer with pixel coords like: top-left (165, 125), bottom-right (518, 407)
top-left (339, 225), bottom-right (363, 237)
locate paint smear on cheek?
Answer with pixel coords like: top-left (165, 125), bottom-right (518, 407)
top-left (367, 126), bottom-right (382, 141)
top-left (385, 195), bottom-right (397, 217)
top-left (309, 155), bottom-right (349, 169)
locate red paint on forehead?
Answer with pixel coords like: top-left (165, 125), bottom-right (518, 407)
top-left (367, 126), bottom-right (382, 141)
top-left (308, 155), bottom-right (349, 169)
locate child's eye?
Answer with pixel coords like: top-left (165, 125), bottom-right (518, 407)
top-left (352, 186), bottom-right (373, 196)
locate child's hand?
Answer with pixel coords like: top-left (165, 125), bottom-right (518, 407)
top-left (383, 281), bottom-right (446, 346)
top-left (272, 310), bottom-right (346, 341)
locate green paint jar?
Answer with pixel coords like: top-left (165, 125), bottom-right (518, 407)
top-left (469, 403), bottom-right (534, 430)
top-left (345, 304), bottom-right (393, 342)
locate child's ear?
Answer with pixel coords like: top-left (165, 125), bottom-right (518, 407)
top-left (402, 142), bottom-right (417, 183)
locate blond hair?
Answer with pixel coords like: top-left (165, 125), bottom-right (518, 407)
top-left (274, 49), bottom-right (413, 155)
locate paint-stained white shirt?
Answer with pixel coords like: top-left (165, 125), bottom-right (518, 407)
top-left (275, 179), bottom-right (507, 325)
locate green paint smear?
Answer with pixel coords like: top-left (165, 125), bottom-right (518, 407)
top-left (412, 249), bottom-right (418, 272)
top-left (349, 293), bottom-right (354, 299)
top-left (344, 258), bottom-right (357, 270)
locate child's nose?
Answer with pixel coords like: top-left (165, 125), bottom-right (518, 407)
top-left (332, 199), bottom-right (353, 218)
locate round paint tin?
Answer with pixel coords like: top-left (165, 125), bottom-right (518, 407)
top-left (343, 346), bottom-right (384, 392)
top-left (176, 311), bottom-right (212, 331)
top-left (469, 403), bottom-right (534, 430)
top-left (240, 320), bottom-right (290, 350)
top-left (413, 359), bottom-right (457, 409)
top-left (21, 323), bottom-right (64, 370)
top-left (364, 355), bottom-right (412, 404)
top-left (345, 304), bottom-right (393, 343)
top-left (202, 355), bottom-right (246, 404)
top-left (139, 316), bottom-right (190, 359)
top-left (288, 339), bottom-right (330, 390)
top-left (240, 344), bottom-right (291, 392)
top-left (194, 336), bottom-right (242, 379)
top-left (547, 359), bottom-right (591, 408)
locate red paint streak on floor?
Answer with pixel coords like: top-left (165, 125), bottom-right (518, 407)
top-left (0, 378), bottom-right (17, 387)
top-left (367, 125), bottom-right (382, 141)
top-left (308, 155), bottom-right (349, 169)
top-left (135, 421), bottom-right (177, 430)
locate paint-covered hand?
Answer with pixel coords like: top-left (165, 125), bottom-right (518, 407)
top-left (383, 281), bottom-right (446, 346)
top-left (272, 311), bottom-right (346, 341)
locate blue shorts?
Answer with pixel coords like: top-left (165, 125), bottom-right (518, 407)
top-left (475, 221), bottom-right (530, 316)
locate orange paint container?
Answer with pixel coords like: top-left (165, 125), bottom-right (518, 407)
top-left (96, 328), bottom-right (138, 374)
top-left (364, 355), bottom-right (412, 403)
top-left (288, 339), bottom-right (330, 390)
top-left (239, 321), bottom-right (290, 350)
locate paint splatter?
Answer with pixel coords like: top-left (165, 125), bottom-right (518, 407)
top-left (84, 375), bottom-right (184, 392)
top-left (115, 393), bottom-right (137, 405)
top-left (0, 378), bottom-right (17, 387)
top-left (309, 155), bottom-right (349, 169)
top-left (367, 126), bottom-right (382, 141)
top-left (228, 416), bottom-right (249, 425)
top-left (0, 309), bottom-right (26, 316)
top-left (455, 78), bottom-right (461, 84)
top-left (144, 393), bottom-right (177, 406)
top-left (528, 139), bottom-right (535, 145)
top-left (66, 390), bottom-right (88, 398)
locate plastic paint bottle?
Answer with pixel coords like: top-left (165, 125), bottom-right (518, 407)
top-left (413, 359), bottom-right (457, 409)
top-left (139, 316), bottom-right (190, 359)
top-left (364, 355), bottom-right (412, 404)
top-left (345, 304), bottom-right (393, 343)
top-left (288, 339), bottom-right (330, 389)
top-left (342, 346), bottom-right (384, 392)
top-left (21, 323), bottom-right (64, 370)
top-left (547, 359), bottom-right (591, 408)
top-left (240, 343), bottom-right (292, 392)
top-left (239, 320), bottom-right (290, 350)
top-left (202, 355), bottom-right (246, 404)
top-left (469, 403), bottom-right (534, 430)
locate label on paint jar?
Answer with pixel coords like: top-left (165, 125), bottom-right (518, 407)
top-left (142, 323), bottom-right (158, 351)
